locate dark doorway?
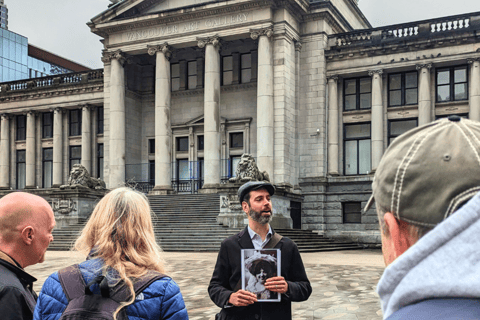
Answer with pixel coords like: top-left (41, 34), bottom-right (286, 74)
top-left (290, 201), bottom-right (302, 229)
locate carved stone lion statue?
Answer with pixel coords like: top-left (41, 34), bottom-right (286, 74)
top-left (60, 164), bottom-right (106, 190)
top-left (229, 154), bottom-right (270, 183)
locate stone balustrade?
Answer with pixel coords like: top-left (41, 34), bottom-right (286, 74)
top-left (0, 69), bottom-right (104, 94)
top-left (328, 12), bottom-right (480, 49)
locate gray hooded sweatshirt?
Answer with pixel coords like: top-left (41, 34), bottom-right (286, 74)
top-left (377, 192), bottom-right (480, 319)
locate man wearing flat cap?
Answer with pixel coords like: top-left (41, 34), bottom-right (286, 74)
top-left (208, 181), bottom-right (311, 320)
top-left (366, 115), bottom-right (480, 319)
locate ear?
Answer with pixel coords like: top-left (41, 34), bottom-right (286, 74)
top-left (21, 226), bottom-right (35, 246)
top-left (384, 212), bottom-right (416, 259)
top-left (242, 201), bottom-right (250, 215)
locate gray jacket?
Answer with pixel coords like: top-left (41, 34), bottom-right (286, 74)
top-left (0, 251), bottom-right (37, 320)
top-left (377, 192), bottom-right (480, 319)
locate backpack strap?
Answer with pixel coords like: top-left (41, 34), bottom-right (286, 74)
top-left (264, 233), bottom-right (283, 249)
top-left (58, 264), bottom-right (86, 301)
top-left (109, 270), bottom-right (167, 303)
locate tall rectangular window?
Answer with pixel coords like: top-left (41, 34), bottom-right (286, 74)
top-left (388, 119), bottom-right (418, 145)
top-left (42, 112), bottom-right (53, 138)
top-left (148, 139), bottom-right (155, 154)
top-left (69, 109), bottom-right (82, 136)
top-left (230, 132), bottom-right (244, 149)
top-left (97, 107), bottom-right (104, 134)
top-left (176, 137), bottom-right (188, 152)
top-left (42, 148), bottom-right (53, 188)
top-left (241, 53), bottom-right (252, 83)
top-left (230, 156), bottom-right (241, 177)
top-left (16, 150), bottom-right (26, 190)
top-left (344, 123), bottom-right (371, 175)
top-left (176, 159), bottom-right (189, 181)
top-left (171, 63), bottom-right (180, 92)
top-left (388, 72), bottom-right (418, 107)
top-left (69, 146), bottom-right (81, 171)
top-left (344, 77), bottom-right (372, 111)
top-left (343, 202), bottom-right (362, 224)
top-left (197, 135), bottom-right (204, 151)
top-left (187, 60), bottom-right (197, 90)
top-left (436, 66), bottom-right (468, 102)
top-left (222, 55), bottom-right (233, 86)
top-left (16, 115), bottom-right (26, 141)
top-left (97, 144), bottom-right (104, 181)
top-left (149, 160), bottom-right (155, 185)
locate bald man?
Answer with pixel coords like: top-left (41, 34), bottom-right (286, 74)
top-left (0, 192), bottom-right (55, 320)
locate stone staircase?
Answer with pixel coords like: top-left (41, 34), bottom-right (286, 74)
top-left (49, 194), bottom-right (362, 252)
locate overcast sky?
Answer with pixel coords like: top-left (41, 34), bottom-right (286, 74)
top-left (6, 0), bottom-right (480, 70)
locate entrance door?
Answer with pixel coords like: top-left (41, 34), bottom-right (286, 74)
top-left (290, 201), bottom-right (302, 229)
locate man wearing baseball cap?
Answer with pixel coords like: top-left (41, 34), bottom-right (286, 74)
top-left (365, 115), bottom-right (480, 319)
top-left (208, 181), bottom-right (311, 320)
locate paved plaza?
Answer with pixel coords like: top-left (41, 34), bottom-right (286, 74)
top-left (27, 250), bottom-right (385, 320)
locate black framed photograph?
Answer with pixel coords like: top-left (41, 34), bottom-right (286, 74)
top-left (241, 249), bottom-right (281, 302)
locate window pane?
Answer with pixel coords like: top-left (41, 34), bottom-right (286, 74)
top-left (358, 139), bottom-right (371, 174)
top-left (389, 74), bottom-right (401, 90)
top-left (188, 75), bottom-right (197, 90)
top-left (178, 160), bottom-right (189, 180)
top-left (455, 83), bottom-right (467, 100)
top-left (345, 140), bottom-right (358, 175)
top-left (172, 78), bottom-right (180, 91)
top-left (17, 150), bottom-right (26, 162)
top-left (344, 95), bottom-right (356, 111)
top-left (223, 71), bottom-right (233, 86)
top-left (405, 88), bottom-right (418, 105)
top-left (345, 124), bottom-right (370, 139)
top-left (241, 69), bottom-right (251, 83)
top-left (149, 139), bottom-right (155, 154)
top-left (359, 93), bottom-right (371, 109)
top-left (223, 56), bottom-right (233, 71)
top-left (230, 132), bottom-right (243, 148)
top-left (360, 78), bottom-right (371, 93)
top-left (389, 90), bottom-right (401, 106)
top-left (177, 137), bottom-right (188, 152)
top-left (43, 148), bottom-right (53, 161)
top-left (171, 64), bottom-right (180, 78)
top-left (231, 156), bottom-right (241, 177)
top-left (44, 161), bottom-right (52, 188)
top-left (198, 136), bottom-right (204, 151)
top-left (344, 80), bottom-right (356, 95)
top-left (454, 68), bottom-right (467, 83)
top-left (17, 163), bottom-right (26, 190)
top-left (188, 61), bottom-right (197, 76)
top-left (437, 85), bottom-right (450, 102)
top-left (390, 120), bottom-right (417, 137)
top-left (344, 212), bottom-right (362, 224)
top-left (344, 202), bottom-right (361, 213)
top-left (437, 70), bottom-right (450, 85)
top-left (241, 54), bottom-right (251, 69)
top-left (405, 72), bottom-right (418, 88)
top-left (71, 146), bottom-right (82, 159)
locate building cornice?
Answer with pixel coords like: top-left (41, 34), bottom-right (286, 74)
top-left (0, 83), bottom-right (103, 103)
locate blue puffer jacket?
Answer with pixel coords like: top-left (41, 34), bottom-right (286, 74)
top-left (33, 258), bottom-right (189, 320)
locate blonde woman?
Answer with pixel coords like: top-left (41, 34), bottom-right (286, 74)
top-left (33, 187), bottom-right (188, 320)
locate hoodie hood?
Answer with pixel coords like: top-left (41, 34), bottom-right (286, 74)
top-left (377, 192), bottom-right (480, 319)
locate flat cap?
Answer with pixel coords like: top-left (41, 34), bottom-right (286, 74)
top-left (238, 181), bottom-right (275, 204)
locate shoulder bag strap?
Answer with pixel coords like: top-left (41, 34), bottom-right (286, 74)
top-left (58, 264), bottom-right (86, 301)
top-left (109, 270), bottom-right (168, 303)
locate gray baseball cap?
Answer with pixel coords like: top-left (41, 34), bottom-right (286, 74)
top-left (364, 115), bottom-right (480, 227)
top-left (238, 181), bottom-right (275, 204)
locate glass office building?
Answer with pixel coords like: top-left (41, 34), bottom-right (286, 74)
top-left (0, 28), bottom-right (74, 82)
top-left (0, 0), bottom-right (7, 30)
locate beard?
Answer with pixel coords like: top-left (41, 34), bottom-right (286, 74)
top-left (249, 207), bottom-right (273, 225)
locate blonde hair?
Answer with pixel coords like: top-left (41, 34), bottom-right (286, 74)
top-left (74, 187), bottom-right (165, 318)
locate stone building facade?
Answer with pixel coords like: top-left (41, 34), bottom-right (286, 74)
top-left (1, 0), bottom-right (479, 243)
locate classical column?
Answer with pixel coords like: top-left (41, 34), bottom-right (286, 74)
top-left (52, 108), bottom-right (63, 187)
top-left (416, 63), bottom-right (432, 125)
top-left (148, 43), bottom-right (173, 192)
top-left (251, 27), bottom-right (274, 176)
top-left (369, 70), bottom-right (384, 170)
top-left (25, 111), bottom-right (36, 188)
top-left (468, 58), bottom-right (480, 121)
top-left (198, 36), bottom-right (221, 187)
top-left (327, 75), bottom-right (339, 176)
top-left (81, 105), bottom-right (92, 174)
top-left (102, 50), bottom-right (127, 188)
top-left (0, 114), bottom-right (10, 189)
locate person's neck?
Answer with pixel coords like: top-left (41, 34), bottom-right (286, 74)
top-left (0, 246), bottom-right (25, 268)
top-left (249, 221), bottom-right (270, 241)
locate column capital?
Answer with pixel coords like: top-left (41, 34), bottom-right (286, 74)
top-left (467, 57), bottom-right (480, 64)
top-left (25, 110), bottom-right (37, 117)
top-left (147, 43), bottom-right (172, 60)
top-left (416, 63), bottom-right (433, 70)
top-left (197, 35), bottom-right (221, 50)
top-left (295, 41), bottom-right (303, 52)
top-left (0, 114), bottom-right (10, 121)
top-left (101, 49), bottom-right (128, 66)
top-left (327, 75), bottom-right (339, 82)
top-left (250, 27), bottom-right (274, 40)
top-left (368, 69), bottom-right (383, 77)
top-left (81, 104), bottom-right (95, 112)
top-left (53, 107), bottom-right (63, 114)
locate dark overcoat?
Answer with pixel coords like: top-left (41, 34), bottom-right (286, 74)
top-left (208, 227), bottom-right (312, 320)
